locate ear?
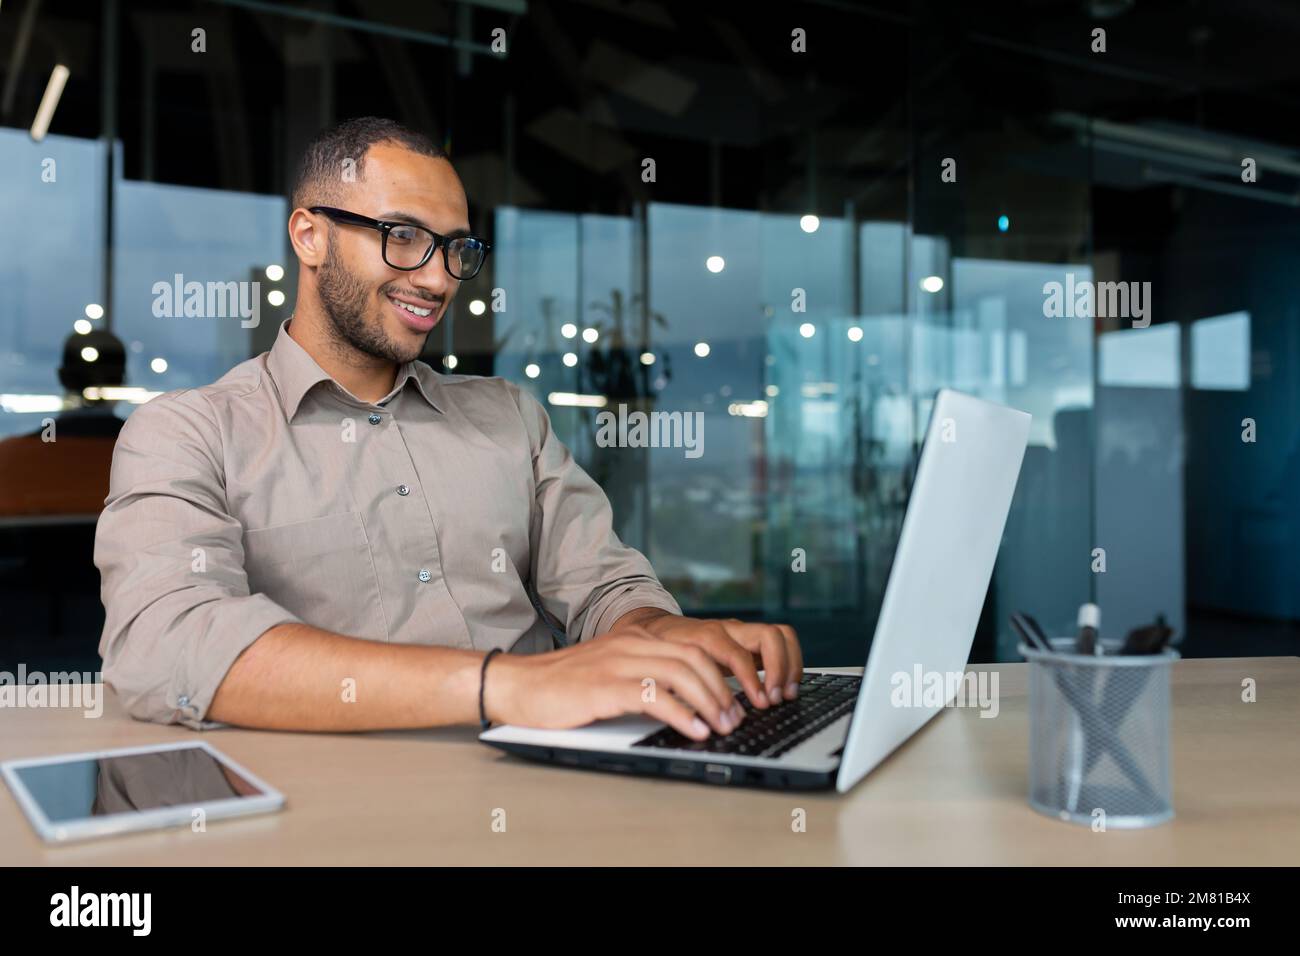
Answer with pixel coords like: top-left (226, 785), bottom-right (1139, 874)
top-left (288, 208), bottom-right (327, 268)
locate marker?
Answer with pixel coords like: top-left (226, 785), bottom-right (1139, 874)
top-left (1010, 612), bottom-right (1053, 654)
top-left (1118, 614), bottom-right (1173, 655)
top-left (1075, 603), bottom-right (1100, 655)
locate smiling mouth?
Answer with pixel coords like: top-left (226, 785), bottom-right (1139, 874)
top-left (386, 294), bottom-right (435, 318)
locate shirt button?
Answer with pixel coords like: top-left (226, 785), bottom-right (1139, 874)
top-left (177, 695), bottom-right (190, 708)
top-left (418, 568), bottom-right (432, 583)
top-left (397, 484), bottom-right (410, 496)
top-left (368, 412), bottom-right (382, 425)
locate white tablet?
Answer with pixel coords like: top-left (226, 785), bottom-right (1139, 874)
top-left (1, 741), bottom-right (285, 844)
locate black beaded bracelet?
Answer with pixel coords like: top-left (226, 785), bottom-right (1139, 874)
top-left (479, 648), bottom-right (504, 730)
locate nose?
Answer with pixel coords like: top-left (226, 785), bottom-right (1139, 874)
top-left (408, 244), bottom-right (458, 295)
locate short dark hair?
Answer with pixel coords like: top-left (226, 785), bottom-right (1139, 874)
top-left (291, 116), bottom-right (448, 210)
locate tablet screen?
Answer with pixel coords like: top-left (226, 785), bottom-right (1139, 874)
top-left (11, 744), bottom-right (267, 823)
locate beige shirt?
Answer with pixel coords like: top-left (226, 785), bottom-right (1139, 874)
top-left (94, 318), bottom-right (680, 730)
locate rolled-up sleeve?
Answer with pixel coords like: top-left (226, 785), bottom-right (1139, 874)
top-left (509, 383), bottom-right (681, 645)
top-left (94, 392), bottom-right (300, 729)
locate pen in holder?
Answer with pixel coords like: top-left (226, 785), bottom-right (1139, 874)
top-left (1020, 638), bottom-right (1178, 828)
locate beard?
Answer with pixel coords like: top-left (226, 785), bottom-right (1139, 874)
top-left (316, 236), bottom-right (427, 364)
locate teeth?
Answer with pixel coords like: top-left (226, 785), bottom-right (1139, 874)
top-left (390, 297), bottom-right (432, 317)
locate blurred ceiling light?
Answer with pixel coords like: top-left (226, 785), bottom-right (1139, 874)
top-left (73, 319), bottom-right (92, 335)
top-left (1051, 111), bottom-right (1300, 180)
top-left (469, 299), bottom-right (486, 315)
top-left (151, 357), bottom-right (168, 373)
top-left (524, 363), bottom-right (540, 378)
top-left (80, 346), bottom-right (98, 362)
top-left (582, 327), bottom-right (598, 343)
top-left (547, 392), bottom-right (607, 408)
top-left (562, 352), bottom-right (578, 367)
top-left (800, 214), bottom-right (820, 233)
top-left (267, 289), bottom-right (286, 307)
top-left (83, 386), bottom-right (161, 404)
top-left (265, 264), bottom-right (284, 281)
top-left (727, 400), bottom-right (769, 418)
top-left (693, 342), bottom-right (710, 357)
top-left (0, 393), bottom-right (62, 413)
top-left (706, 256), bottom-right (725, 273)
top-left (443, 354), bottom-right (458, 369)
top-left (561, 323), bottom-right (577, 339)
top-left (639, 351), bottom-right (655, 365)
top-left (84, 303), bottom-right (104, 320)
top-left (920, 275), bottom-right (944, 293)
top-left (847, 326), bottom-right (863, 342)
top-left (30, 64), bottom-right (69, 142)
top-left (799, 323), bottom-right (816, 338)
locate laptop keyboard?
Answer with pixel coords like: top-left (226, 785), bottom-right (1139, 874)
top-left (631, 673), bottom-right (860, 759)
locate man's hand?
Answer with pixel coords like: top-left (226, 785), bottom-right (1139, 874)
top-left (483, 628), bottom-right (746, 741)
top-left (607, 608), bottom-right (803, 711)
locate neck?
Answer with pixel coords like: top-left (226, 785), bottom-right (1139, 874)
top-left (286, 308), bottom-right (398, 404)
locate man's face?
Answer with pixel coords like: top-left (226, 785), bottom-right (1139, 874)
top-left (313, 142), bottom-right (471, 364)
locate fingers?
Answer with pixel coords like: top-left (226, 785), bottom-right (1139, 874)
top-left (610, 641), bottom-right (740, 736)
top-left (776, 623), bottom-right (804, 695)
top-left (716, 620), bottom-right (803, 703)
top-left (660, 625), bottom-right (769, 710)
top-left (615, 633), bottom-right (737, 715)
top-left (752, 626), bottom-right (789, 703)
top-left (589, 622), bottom-right (805, 738)
top-left (638, 689), bottom-right (712, 741)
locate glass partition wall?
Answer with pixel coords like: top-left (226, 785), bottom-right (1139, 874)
top-left (3, 1), bottom-right (1297, 672)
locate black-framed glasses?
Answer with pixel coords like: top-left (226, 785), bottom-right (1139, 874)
top-left (309, 206), bottom-right (491, 279)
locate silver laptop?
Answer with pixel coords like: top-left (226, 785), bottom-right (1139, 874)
top-left (481, 388), bottom-right (1031, 792)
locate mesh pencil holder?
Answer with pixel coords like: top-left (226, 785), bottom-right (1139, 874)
top-left (1020, 639), bottom-right (1179, 828)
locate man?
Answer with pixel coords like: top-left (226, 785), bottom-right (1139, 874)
top-left (95, 117), bottom-right (802, 742)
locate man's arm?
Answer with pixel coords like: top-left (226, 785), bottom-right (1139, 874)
top-left (210, 619), bottom-right (753, 738)
top-left (206, 622), bottom-right (488, 731)
top-left (508, 382), bottom-right (681, 644)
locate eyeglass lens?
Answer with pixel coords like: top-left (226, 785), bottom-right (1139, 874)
top-left (385, 224), bottom-right (484, 278)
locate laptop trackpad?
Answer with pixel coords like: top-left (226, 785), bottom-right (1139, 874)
top-left (480, 714), bottom-right (664, 749)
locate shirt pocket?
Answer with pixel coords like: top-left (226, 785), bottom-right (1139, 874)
top-left (242, 511), bottom-right (388, 641)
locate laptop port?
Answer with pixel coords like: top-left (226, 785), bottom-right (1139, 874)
top-left (704, 763), bottom-right (732, 785)
top-left (667, 761), bottom-right (695, 776)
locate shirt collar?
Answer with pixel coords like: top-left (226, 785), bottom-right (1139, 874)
top-left (267, 318), bottom-right (444, 420)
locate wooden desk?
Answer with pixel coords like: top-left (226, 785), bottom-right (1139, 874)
top-left (2, 658), bottom-right (1297, 865)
